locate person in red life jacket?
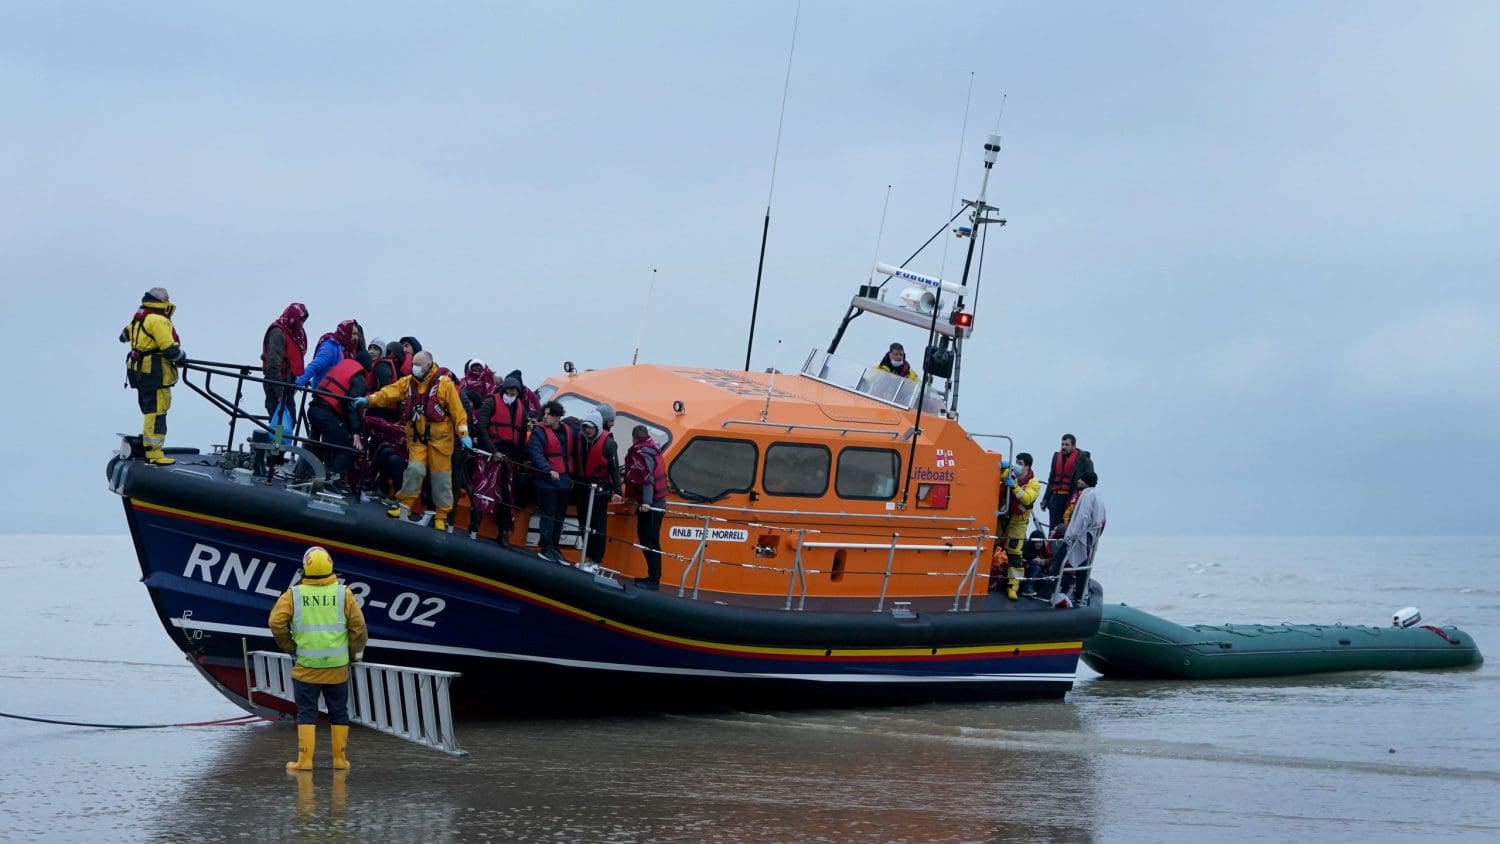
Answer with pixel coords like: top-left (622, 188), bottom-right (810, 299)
top-left (1041, 433), bottom-right (1095, 529)
top-left (398, 336), bottom-right (423, 377)
top-left (355, 350), bottom-right (471, 532)
top-left (307, 353), bottom-right (370, 495)
top-left (366, 336), bottom-right (385, 364)
top-left (460, 359), bottom-right (497, 412)
top-left (623, 424), bottom-right (669, 589)
top-left (527, 400), bottom-right (576, 563)
top-left (367, 341), bottom-right (405, 423)
top-left (572, 410), bottom-right (624, 568)
top-left (120, 287), bottom-right (187, 465)
top-left (261, 303), bottom-right (309, 426)
top-left (876, 342), bottom-right (919, 382)
top-left (470, 376), bottom-right (528, 544)
top-left (505, 369), bottom-right (543, 419)
top-left (296, 319), bottom-right (363, 392)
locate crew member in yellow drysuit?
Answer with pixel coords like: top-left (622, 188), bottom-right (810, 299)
top-left (120, 288), bottom-right (187, 465)
top-left (996, 452), bottom-right (1042, 600)
top-left (356, 350), bottom-right (471, 531)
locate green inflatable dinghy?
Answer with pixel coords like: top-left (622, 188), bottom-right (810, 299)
top-left (1082, 603), bottom-right (1483, 680)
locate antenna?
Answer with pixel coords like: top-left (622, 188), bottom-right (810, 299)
top-left (760, 340), bottom-right (782, 423)
top-left (632, 268), bottom-right (657, 365)
top-left (866, 185), bottom-right (893, 285)
top-left (937, 72), bottom-right (976, 283)
top-left (743, 0), bottom-right (802, 372)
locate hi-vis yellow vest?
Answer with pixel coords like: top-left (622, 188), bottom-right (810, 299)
top-left (290, 582), bottom-right (349, 670)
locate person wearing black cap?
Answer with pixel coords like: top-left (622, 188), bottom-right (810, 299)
top-left (1056, 470), bottom-right (1105, 606)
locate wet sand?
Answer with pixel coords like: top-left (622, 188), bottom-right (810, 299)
top-left (2, 535), bottom-right (1497, 842)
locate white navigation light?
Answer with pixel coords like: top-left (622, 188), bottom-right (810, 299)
top-left (874, 263), bottom-right (965, 297)
top-left (899, 287), bottom-right (937, 314)
top-left (984, 133), bottom-right (1002, 166)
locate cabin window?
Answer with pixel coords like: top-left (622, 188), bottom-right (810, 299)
top-left (669, 437), bottom-right (757, 501)
top-left (553, 393), bottom-right (672, 452)
top-left (836, 447), bottom-right (901, 500)
top-left (762, 442), bottom-right (831, 497)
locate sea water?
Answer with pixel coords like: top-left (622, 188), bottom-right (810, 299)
top-left (0, 535), bottom-right (1496, 842)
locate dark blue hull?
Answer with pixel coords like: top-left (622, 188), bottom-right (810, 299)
top-left (113, 456), bottom-right (1099, 715)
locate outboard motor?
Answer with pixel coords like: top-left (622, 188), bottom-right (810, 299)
top-left (1392, 606), bottom-right (1422, 629)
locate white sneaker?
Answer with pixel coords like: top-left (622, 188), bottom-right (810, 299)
top-left (579, 562), bottom-right (600, 574)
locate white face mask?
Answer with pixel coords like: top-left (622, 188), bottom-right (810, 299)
top-left (411, 364), bottom-right (428, 379)
top-left (502, 394), bottom-right (517, 406)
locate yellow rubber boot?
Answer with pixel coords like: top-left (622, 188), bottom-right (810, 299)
top-left (286, 724), bottom-right (316, 771)
top-left (330, 724), bottom-right (351, 770)
top-left (1006, 566), bottom-right (1023, 601)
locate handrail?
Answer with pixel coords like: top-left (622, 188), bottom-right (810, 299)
top-left (672, 499), bottom-right (974, 524)
top-left (178, 359), bottom-right (364, 465)
top-left (721, 419), bottom-right (903, 438)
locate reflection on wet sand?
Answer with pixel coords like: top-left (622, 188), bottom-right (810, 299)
top-left (148, 702), bottom-right (1097, 843)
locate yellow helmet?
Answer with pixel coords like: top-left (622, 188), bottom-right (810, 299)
top-left (301, 546), bottom-right (334, 577)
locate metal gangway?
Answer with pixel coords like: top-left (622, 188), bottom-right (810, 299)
top-left (248, 651), bottom-right (466, 757)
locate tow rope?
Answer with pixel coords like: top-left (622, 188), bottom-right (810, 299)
top-left (0, 710), bottom-right (268, 730)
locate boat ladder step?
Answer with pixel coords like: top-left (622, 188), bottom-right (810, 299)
top-left (247, 651), bottom-right (466, 757)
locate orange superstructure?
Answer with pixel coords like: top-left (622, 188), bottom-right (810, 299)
top-left (490, 360), bottom-right (1006, 600)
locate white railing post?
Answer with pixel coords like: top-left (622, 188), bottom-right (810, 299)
top-left (875, 533), bottom-right (898, 612)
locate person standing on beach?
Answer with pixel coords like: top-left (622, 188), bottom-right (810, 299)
top-left (268, 546), bottom-right (368, 771)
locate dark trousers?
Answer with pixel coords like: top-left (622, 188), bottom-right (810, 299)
top-left (572, 486), bottom-right (611, 562)
top-left (1046, 494), bottom-right (1069, 530)
top-left (372, 446), bottom-right (406, 496)
top-left (636, 507), bottom-right (664, 582)
top-left (536, 484), bottom-right (569, 553)
top-left (307, 403), bottom-right (355, 477)
top-left (293, 678), bottom-right (350, 725)
top-left (263, 386), bottom-right (296, 425)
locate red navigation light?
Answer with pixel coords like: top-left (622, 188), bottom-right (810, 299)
top-left (950, 310), bottom-right (974, 329)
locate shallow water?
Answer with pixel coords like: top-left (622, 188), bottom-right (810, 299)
top-left (1, 535), bottom-right (1496, 842)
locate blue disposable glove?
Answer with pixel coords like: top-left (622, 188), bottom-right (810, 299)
top-left (461, 436), bottom-right (474, 450)
top-left (294, 374), bottom-right (309, 388)
top-left (1000, 459), bottom-right (1011, 470)
top-left (352, 396), bottom-right (368, 408)
top-left (1006, 475), bottom-right (1017, 489)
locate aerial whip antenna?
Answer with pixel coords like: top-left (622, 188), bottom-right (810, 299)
top-left (632, 268), bottom-right (657, 365)
top-left (743, 0), bottom-right (802, 372)
top-left (866, 185), bottom-right (893, 285)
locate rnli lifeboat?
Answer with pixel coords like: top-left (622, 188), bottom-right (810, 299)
top-left (107, 135), bottom-right (1105, 715)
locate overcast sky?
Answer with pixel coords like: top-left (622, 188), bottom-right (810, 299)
top-left (3, 2), bottom-right (1496, 535)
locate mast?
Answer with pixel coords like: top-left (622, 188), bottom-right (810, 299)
top-left (947, 133), bottom-right (1003, 416)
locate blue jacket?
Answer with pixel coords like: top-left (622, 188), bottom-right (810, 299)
top-left (528, 424), bottom-right (572, 490)
top-left (296, 337), bottom-right (344, 388)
